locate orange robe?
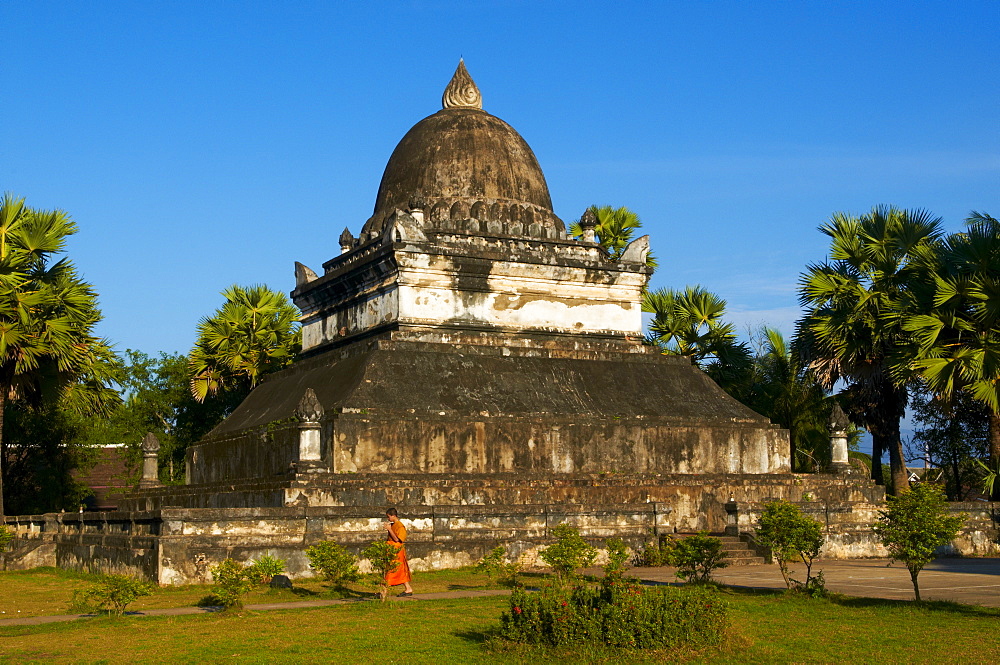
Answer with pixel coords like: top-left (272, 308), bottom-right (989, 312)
top-left (386, 521), bottom-right (412, 586)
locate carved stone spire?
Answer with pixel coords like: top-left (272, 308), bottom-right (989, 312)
top-left (442, 59), bottom-right (482, 110)
top-left (295, 388), bottom-right (324, 424)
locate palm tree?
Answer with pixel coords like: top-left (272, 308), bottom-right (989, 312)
top-left (643, 285), bottom-right (751, 390)
top-left (797, 205), bottom-right (942, 494)
top-left (570, 205), bottom-right (657, 267)
top-left (899, 211), bottom-right (1000, 498)
top-left (745, 328), bottom-right (830, 472)
top-left (0, 193), bottom-right (118, 516)
top-left (189, 284), bottom-right (301, 403)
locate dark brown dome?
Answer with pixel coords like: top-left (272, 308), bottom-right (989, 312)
top-left (362, 62), bottom-right (564, 240)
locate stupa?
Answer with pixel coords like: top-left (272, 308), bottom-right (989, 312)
top-left (3, 63), bottom-right (886, 583)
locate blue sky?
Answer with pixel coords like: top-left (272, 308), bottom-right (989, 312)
top-left (3, 1), bottom-right (998, 360)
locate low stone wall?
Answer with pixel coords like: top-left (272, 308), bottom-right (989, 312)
top-left (7, 494), bottom-right (995, 585)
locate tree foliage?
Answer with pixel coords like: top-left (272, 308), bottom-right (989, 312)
top-left (797, 205), bottom-right (942, 493)
top-left (643, 285), bottom-right (751, 390)
top-left (189, 284), bottom-right (301, 403)
top-left (897, 211), bottom-right (1000, 498)
top-left (873, 483), bottom-right (965, 601)
top-left (908, 386), bottom-right (990, 500)
top-left (0, 193), bottom-right (121, 515)
top-left (666, 532), bottom-right (729, 584)
top-left (539, 523), bottom-right (598, 583)
top-left (755, 500), bottom-right (825, 593)
top-left (569, 205), bottom-right (656, 267)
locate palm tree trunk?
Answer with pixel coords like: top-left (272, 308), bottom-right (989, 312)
top-left (888, 419), bottom-right (908, 495)
top-left (990, 412), bottom-right (1000, 502)
top-left (871, 434), bottom-right (884, 486)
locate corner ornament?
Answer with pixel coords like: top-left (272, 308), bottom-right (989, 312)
top-left (442, 59), bottom-right (483, 110)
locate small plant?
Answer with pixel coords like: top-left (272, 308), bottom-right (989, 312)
top-left (874, 483), bottom-right (966, 601)
top-left (210, 558), bottom-right (256, 609)
top-left (755, 500), bottom-right (825, 592)
top-left (602, 537), bottom-right (632, 583)
top-left (360, 540), bottom-right (400, 601)
top-left (71, 574), bottom-right (156, 616)
top-left (474, 545), bottom-right (523, 588)
top-left (539, 523), bottom-right (598, 583)
top-left (636, 533), bottom-right (676, 567)
top-left (0, 525), bottom-right (14, 552)
top-left (667, 532), bottom-right (728, 584)
top-left (247, 554), bottom-right (285, 585)
top-left (305, 541), bottom-right (361, 590)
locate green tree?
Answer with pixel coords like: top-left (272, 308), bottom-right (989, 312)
top-left (0, 193), bottom-right (121, 516)
top-left (539, 523), bottom-right (598, 583)
top-left (570, 205), bottom-right (656, 267)
top-left (908, 386), bottom-right (990, 500)
top-left (899, 212), bottom-right (1000, 498)
top-left (189, 284), bottom-right (301, 403)
top-left (873, 483), bottom-right (965, 601)
top-left (797, 205), bottom-right (942, 494)
top-left (740, 328), bottom-right (831, 472)
top-left (643, 285), bottom-right (751, 391)
top-left (755, 500), bottom-right (825, 592)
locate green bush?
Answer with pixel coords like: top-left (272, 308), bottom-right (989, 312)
top-left (210, 558), bottom-right (256, 609)
top-left (539, 524), bottom-right (598, 583)
top-left (71, 574), bottom-right (156, 616)
top-left (635, 533), bottom-right (676, 567)
top-left (361, 540), bottom-right (400, 601)
top-left (499, 581), bottom-right (729, 649)
top-left (755, 500), bottom-right (825, 593)
top-left (474, 545), bottom-right (523, 588)
top-left (667, 532), bottom-right (729, 584)
top-left (247, 554), bottom-right (285, 585)
top-left (0, 525), bottom-right (14, 552)
top-left (602, 538), bottom-right (631, 582)
top-left (304, 541), bottom-right (360, 588)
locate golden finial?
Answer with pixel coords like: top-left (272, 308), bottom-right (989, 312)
top-left (442, 59), bottom-right (482, 110)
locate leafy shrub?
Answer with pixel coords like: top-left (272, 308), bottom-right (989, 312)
top-left (499, 581), bottom-right (729, 649)
top-left (474, 545), bottom-right (523, 588)
top-left (0, 525), bottom-right (14, 552)
top-left (210, 558), bottom-right (256, 609)
top-left (71, 574), bottom-right (156, 616)
top-left (247, 554), bottom-right (285, 585)
top-left (361, 540), bottom-right (400, 601)
top-left (635, 533), bottom-right (676, 567)
top-left (874, 483), bottom-right (966, 601)
top-left (667, 532), bottom-right (728, 583)
top-left (305, 541), bottom-right (361, 588)
top-left (539, 524), bottom-right (598, 583)
top-left (602, 538), bottom-right (632, 583)
top-left (755, 500), bottom-right (824, 592)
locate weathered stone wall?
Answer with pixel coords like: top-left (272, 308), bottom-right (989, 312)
top-left (7, 497), bottom-right (996, 584)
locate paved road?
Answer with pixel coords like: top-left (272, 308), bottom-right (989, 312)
top-left (2, 559), bottom-right (997, 627)
top-left (637, 558), bottom-right (1000, 607)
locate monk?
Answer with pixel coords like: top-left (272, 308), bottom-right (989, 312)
top-left (384, 508), bottom-right (413, 596)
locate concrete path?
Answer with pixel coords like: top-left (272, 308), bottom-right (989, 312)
top-left (2, 559), bottom-right (997, 627)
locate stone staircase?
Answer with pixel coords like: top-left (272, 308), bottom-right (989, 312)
top-left (675, 532), bottom-right (765, 566)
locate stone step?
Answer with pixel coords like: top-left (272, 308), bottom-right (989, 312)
top-left (671, 532), bottom-right (765, 566)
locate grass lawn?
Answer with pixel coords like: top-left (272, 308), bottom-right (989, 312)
top-left (0, 566), bottom-right (522, 618)
top-left (2, 574), bottom-right (999, 663)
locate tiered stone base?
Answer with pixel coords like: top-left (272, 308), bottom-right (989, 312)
top-left (4, 471), bottom-right (897, 584)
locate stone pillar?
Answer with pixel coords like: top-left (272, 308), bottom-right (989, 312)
top-left (295, 388), bottom-right (326, 473)
top-left (139, 433), bottom-right (160, 488)
top-left (580, 208), bottom-right (597, 243)
top-left (724, 496), bottom-right (739, 536)
top-left (828, 403), bottom-right (851, 474)
top-left (408, 192), bottom-right (426, 225)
